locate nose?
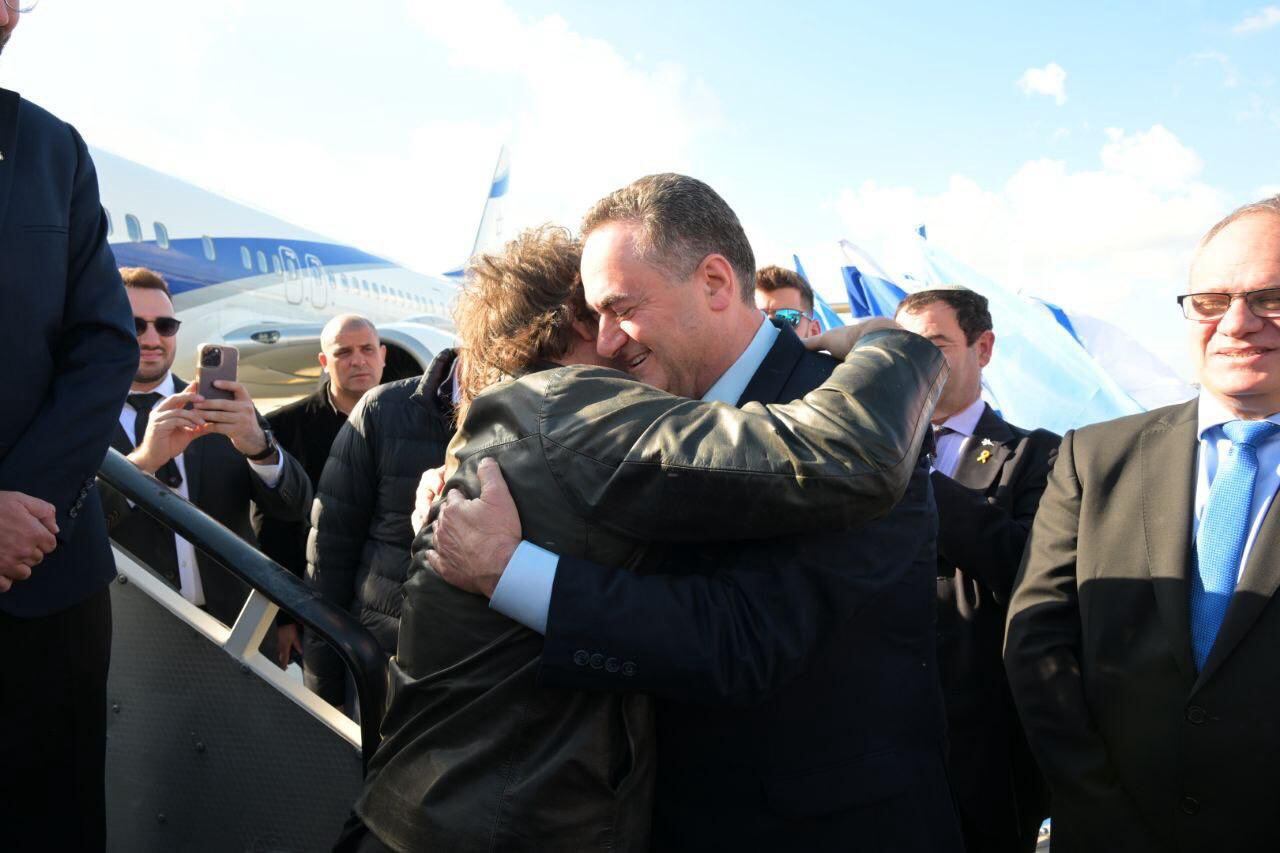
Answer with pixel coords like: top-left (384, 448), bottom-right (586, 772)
top-left (138, 324), bottom-right (162, 347)
top-left (596, 313), bottom-right (628, 359)
top-left (1216, 294), bottom-right (1264, 338)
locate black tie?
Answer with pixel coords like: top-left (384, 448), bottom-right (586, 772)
top-left (128, 392), bottom-right (184, 489)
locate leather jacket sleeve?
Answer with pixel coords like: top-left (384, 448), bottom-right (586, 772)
top-left (533, 328), bottom-right (945, 541)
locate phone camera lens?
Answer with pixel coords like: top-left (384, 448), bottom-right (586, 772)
top-left (201, 347), bottom-right (222, 368)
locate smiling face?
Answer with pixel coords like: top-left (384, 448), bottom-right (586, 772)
top-left (581, 221), bottom-right (721, 397)
top-left (128, 286), bottom-right (179, 389)
top-left (1188, 212), bottom-right (1280, 418)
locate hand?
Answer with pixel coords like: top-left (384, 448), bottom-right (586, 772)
top-left (128, 391), bottom-right (208, 474)
top-left (275, 623), bottom-right (303, 670)
top-left (0, 491), bottom-right (59, 592)
top-left (425, 458), bottom-right (521, 598)
top-left (411, 466), bottom-right (446, 535)
top-left (804, 317), bottom-right (902, 359)
top-left (195, 381), bottom-right (272, 459)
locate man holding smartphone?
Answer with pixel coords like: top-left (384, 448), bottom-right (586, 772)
top-left (99, 267), bottom-right (312, 627)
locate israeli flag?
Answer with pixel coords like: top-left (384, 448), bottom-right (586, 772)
top-left (793, 255), bottom-right (845, 330)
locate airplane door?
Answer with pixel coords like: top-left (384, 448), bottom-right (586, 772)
top-left (280, 247), bottom-right (302, 304)
top-left (306, 255), bottom-right (328, 309)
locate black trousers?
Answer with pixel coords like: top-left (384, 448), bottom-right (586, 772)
top-left (0, 585), bottom-right (113, 852)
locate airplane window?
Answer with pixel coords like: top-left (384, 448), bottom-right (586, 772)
top-left (257, 251), bottom-right (268, 274)
top-left (105, 209), bottom-right (114, 238)
top-left (272, 256), bottom-right (282, 276)
top-left (125, 214), bottom-right (142, 243)
top-left (154, 222), bottom-right (170, 250)
top-left (202, 235), bottom-right (216, 261)
top-left (241, 246), bottom-right (253, 270)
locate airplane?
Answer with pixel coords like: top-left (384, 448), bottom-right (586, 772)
top-left (93, 145), bottom-right (512, 400)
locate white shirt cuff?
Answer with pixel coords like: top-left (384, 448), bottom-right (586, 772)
top-left (489, 540), bottom-right (558, 635)
top-left (249, 453), bottom-right (284, 488)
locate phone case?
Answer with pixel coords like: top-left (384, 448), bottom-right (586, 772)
top-left (196, 344), bottom-right (239, 401)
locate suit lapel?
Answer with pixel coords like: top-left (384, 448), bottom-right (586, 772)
top-left (0, 90), bottom-right (20, 235)
top-left (736, 322), bottom-right (802, 406)
top-left (1195, 450), bottom-right (1280, 690)
top-left (1140, 400), bottom-right (1199, 683)
top-left (948, 404), bottom-right (1013, 492)
top-left (172, 376), bottom-right (204, 500)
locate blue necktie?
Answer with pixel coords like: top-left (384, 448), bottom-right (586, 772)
top-left (1190, 419), bottom-right (1280, 670)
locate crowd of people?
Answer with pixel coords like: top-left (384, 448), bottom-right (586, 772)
top-left (6, 7), bottom-right (1280, 852)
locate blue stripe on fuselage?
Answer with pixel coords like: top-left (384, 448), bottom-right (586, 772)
top-left (109, 236), bottom-right (393, 296)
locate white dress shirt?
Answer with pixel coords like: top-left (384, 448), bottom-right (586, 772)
top-left (1193, 394), bottom-right (1280, 583)
top-left (490, 315), bottom-right (780, 634)
top-left (932, 396), bottom-right (987, 479)
top-left (120, 372), bottom-right (283, 606)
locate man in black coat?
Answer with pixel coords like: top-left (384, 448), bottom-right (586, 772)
top-left (897, 289), bottom-right (1059, 853)
top-left (304, 347), bottom-right (457, 707)
top-left (260, 314), bottom-right (385, 667)
top-left (98, 268), bottom-right (311, 627)
top-left (0, 24), bottom-right (140, 848)
top-left (426, 174), bottom-right (962, 852)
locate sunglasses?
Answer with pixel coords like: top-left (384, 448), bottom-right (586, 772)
top-left (768, 308), bottom-right (813, 328)
top-left (134, 316), bottom-right (182, 337)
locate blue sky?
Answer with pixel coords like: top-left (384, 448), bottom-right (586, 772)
top-left (4, 1), bottom-right (1278, 369)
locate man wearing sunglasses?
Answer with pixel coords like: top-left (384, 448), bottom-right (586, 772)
top-left (99, 268), bottom-right (311, 630)
top-left (1, 2), bottom-right (142, 849)
top-left (755, 264), bottom-right (822, 339)
top-left (1006, 195), bottom-right (1280, 852)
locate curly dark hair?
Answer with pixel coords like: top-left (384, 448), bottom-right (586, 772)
top-left (453, 224), bottom-right (592, 409)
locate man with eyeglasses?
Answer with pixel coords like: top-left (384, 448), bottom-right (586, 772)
top-left (1, 1), bottom-right (140, 848)
top-left (1006, 194), bottom-right (1280, 853)
top-left (755, 264), bottom-right (822, 338)
top-left (98, 267), bottom-right (311, 629)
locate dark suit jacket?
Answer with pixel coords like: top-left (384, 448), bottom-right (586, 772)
top-left (932, 404), bottom-right (1058, 851)
top-left (540, 328), bottom-right (963, 852)
top-left (1006, 398), bottom-right (1280, 853)
top-left (258, 381), bottom-right (347, 580)
top-left (0, 89), bottom-right (138, 618)
top-left (99, 376), bottom-right (313, 625)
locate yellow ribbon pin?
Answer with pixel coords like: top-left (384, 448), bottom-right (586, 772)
top-left (977, 449), bottom-right (992, 464)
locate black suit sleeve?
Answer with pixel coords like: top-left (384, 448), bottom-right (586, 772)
top-left (931, 430), bottom-right (1058, 602)
top-left (0, 127), bottom-right (136, 541)
top-left (304, 404), bottom-right (378, 706)
top-left (257, 406), bottom-right (309, 579)
top-left (540, 461), bottom-right (936, 706)
top-left (1004, 430), bottom-right (1163, 852)
top-left (246, 412), bottom-right (312, 524)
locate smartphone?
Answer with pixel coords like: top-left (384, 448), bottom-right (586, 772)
top-left (196, 344), bottom-right (239, 400)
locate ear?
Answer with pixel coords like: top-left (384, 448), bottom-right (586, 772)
top-left (571, 317), bottom-right (598, 343)
top-left (975, 330), bottom-right (995, 368)
top-left (699, 254), bottom-right (738, 311)
top-left (378, 344), bottom-right (387, 360)
top-left (317, 352), bottom-right (329, 370)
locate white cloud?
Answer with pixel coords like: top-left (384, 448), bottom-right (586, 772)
top-left (1189, 51), bottom-right (1240, 87)
top-left (1016, 63), bottom-right (1067, 106)
top-left (1233, 5), bottom-right (1280, 33)
top-left (405, 0), bottom-right (720, 241)
top-left (832, 125), bottom-right (1231, 373)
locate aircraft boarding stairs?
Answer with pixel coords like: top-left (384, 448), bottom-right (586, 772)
top-left (98, 448), bottom-right (385, 852)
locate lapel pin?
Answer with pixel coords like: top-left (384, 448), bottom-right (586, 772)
top-left (981, 438), bottom-right (994, 447)
top-left (977, 449), bottom-right (992, 464)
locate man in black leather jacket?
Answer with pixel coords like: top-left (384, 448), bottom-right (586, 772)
top-left (427, 176), bottom-right (964, 852)
top-left (343, 222), bottom-right (948, 852)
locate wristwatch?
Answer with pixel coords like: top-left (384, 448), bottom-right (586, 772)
top-left (245, 429), bottom-right (278, 462)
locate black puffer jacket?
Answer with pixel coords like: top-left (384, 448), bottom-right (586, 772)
top-left (303, 349), bottom-right (457, 707)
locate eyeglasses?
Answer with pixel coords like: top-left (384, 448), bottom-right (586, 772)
top-left (134, 316), bottom-right (182, 337)
top-left (4, 0), bottom-right (40, 13)
top-left (1177, 288), bottom-right (1280, 321)
top-left (767, 308), bottom-right (814, 328)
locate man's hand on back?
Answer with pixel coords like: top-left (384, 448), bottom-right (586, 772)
top-left (425, 458), bottom-right (521, 598)
top-left (0, 491), bottom-right (59, 592)
top-left (804, 317), bottom-right (902, 359)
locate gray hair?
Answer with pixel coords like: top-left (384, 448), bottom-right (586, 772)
top-left (581, 173), bottom-right (757, 302)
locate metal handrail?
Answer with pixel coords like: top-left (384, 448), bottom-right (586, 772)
top-left (97, 447), bottom-right (386, 769)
